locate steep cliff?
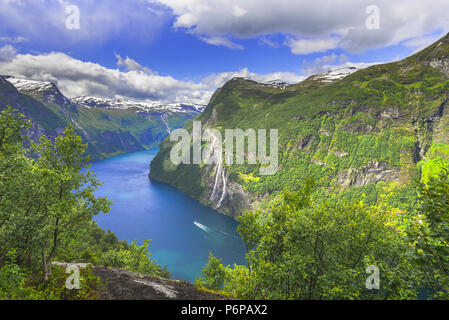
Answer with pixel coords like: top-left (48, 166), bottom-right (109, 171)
top-left (150, 33), bottom-right (449, 218)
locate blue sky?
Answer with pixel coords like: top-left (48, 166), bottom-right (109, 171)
top-left (0, 0), bottom-right (448, 104)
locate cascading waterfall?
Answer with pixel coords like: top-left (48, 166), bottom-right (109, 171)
top-left (209, 161), bottom-right (222, 202)
top-left (160, 114), bottom-right (170, 134)
top-left (216, 168), bottom-right (227, 209)
top-left (207, 128), bottom-right (227, 208)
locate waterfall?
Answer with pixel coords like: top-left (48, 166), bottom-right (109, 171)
top-left (216, 168), bottom-right (227, 209)
top-left (160, 114), bottom-right (170, 134)
top-left (203, 127), bottom-right (228, 208)
top-left (208, 128), bottom-right (223, 202)
top-left (209, 162), bottom-right (222, 201)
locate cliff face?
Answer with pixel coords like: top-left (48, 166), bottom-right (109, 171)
top-left (150, 33), bottom-right (449, 219)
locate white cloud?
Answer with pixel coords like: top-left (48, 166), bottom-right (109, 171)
top-left (202, 67), bottom-right (305, 88)
top-left (402, 31), bottom-right (447, 53)
top-left (286, 38), bottom-right (339, 55)
top-left (0, 51), bottom-right (211, 104)
top-left (0, 45), bottom-right (17, 62)
top-left (199, 36), bottom-right (244, 50)
top-left (302, 53), bottom-right (352, 75)
top-left (0, 50), bottom-right (306, 104)
top-left (302, 59), bottom-right (383, 77)
top-left (259, 37), bottom-right (279, 48)
top-left (0, 0), bottom-right (167, 47)
top-left (232, 5), bottom-right (247, 18)
top-left (2, 0), bottom-right (449, 55)
top-left (115, 53), bottom-right (155, 74)
top-left (0, 36), bottom-right (29, 44)
top-left (154, 0), bottom-right (449, 54)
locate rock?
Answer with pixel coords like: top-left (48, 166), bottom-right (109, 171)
top-left (202, 165), bottom-right (253, 219)
top-left (428, 58), bottom-right (449, 78)
top-left (336, 161), bottom-right (400, 188)
top-left (353, 161), bottom-right (399, 187)
top-left (334, 150), bottom-right (348, 158)
top-left (52, 262), bottom-right (91, 269)
top-left (91, 266), bottom-right (226, 300)
top-left (377, 106), bottom-right (400, 120)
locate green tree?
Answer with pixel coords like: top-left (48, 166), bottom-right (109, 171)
top-left (196, 253), bottom-right (227, 290)
top-left (0, 106), bottom-right (33, 265)
top-left (407, 168), bottom-right (449, 298)
top-left (29, 125), bottom-right (111, 280)
top-left (222, 180), bottom-right (416, 300)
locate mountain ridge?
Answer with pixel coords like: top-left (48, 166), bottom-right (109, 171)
top-left (0, 75), bottom-right (202, 161)
top-left (150, 33), bottom-right (449, 218)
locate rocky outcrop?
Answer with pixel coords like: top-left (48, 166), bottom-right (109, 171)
top-left (52, 262), bottom-right (226, 300)
top-left (336, 161), bottom-right (400, 188)
top-left (92, 266), bottom-right (225, 300)
top-left (428, 57), bottom-right (449, 78)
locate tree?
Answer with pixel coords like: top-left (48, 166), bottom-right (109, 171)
top-left (196, 253), bottom-right (227, 290)
top-left (29, 125), bottom-right (111, 280)
top-left (407, 168), bottom-right (449, 298)
top-left (0, 106), bottom-right (33, 265)
top-left (222, 180), bottom-right (415, 300)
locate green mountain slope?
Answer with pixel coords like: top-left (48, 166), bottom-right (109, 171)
top-left (0, 76), bottom-right (201, 161)
top-left (150, 33), bottom-right (449, 218)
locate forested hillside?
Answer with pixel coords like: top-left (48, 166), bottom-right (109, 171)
top-left (151, 33), bottom-right (449, 218)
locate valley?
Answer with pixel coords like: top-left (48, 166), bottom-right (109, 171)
top-left (0, 75), bottom-right (204, 161)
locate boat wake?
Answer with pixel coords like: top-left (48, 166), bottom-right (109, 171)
top-left (194, 221), bottom-right (240, 242)
top-left (194, 221), bottom-right (210, 233)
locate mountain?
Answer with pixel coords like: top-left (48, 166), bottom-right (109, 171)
top-left (4, 76), bottom-right (75, 108)
top-left (150, 34), bottom-right (449, 219)
top-left (306, 66), bottom-right (359, 83)
top-left (0, 76), bottom-right (203, 160)
top-left (71, 96), bottom-right (205, 114)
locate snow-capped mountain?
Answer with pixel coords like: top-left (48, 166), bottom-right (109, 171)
top-left (2, 75), bottom-right (205, 114)
top-left (0, 75), bottom-right (204, 161)
top-left (232, 77), bottom-right (289, 88)
top-left (308, 67), bottom-right (359, 83)
top-left (264, 79), bottom-right (288, 86)
top-left (3, 75), bottom-right (73, 107)
top-left (229, 67), bottom-right (357, 90)
top-left (71, 96), bottom-right (205, 114)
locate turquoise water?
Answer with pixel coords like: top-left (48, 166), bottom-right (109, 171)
top-left (90, 149), bottom-right (247, 282)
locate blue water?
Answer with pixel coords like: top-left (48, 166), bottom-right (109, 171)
top-left (90, 149), bottom-right (247, 282)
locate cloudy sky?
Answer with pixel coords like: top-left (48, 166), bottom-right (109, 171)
top-left (0, 0), bottom-right (448, 104)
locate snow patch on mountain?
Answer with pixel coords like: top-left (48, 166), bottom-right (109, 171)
top-left (71, 96), bottom-right (205, 114)
top-left (309, 67), bottom-right (359, 83)
top-left (3, 75), bottom-right (73, 106)
top-left (231, 67), bottom-right (357, 89)
top-left (4, 76), bottom-right (56, 93)
top-left (2, 75), bottom-right (205, 114)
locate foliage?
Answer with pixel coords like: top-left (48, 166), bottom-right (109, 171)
top-left (195, 253), bottom-right (227, 291)
top-left (98, 240), bottom-right (171, 278)
top-left (407, 169), bottom-right (449, 299)
top-left (150, 35), bottom-right (449, 218)
top-left (0, 106), bottom-right (170, 299)
top-left (194, 170), bottom-right (449, 300)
